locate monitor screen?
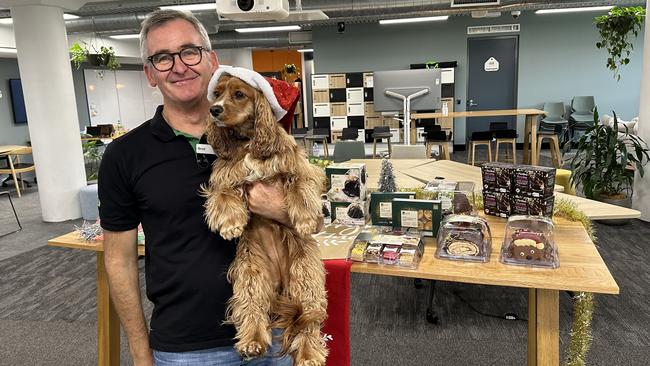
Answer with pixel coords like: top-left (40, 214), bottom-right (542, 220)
top-left (372, 69), bottom-right (442, 112)
top-left (9, 79), bottom-right (27, 124)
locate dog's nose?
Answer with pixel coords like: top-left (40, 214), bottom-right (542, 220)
top-left (210, 105), bottom-right (224, 117)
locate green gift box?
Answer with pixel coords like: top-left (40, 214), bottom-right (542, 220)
top-left (370, 192), bottom-right (416, 226)
top-left (391, 198), bottom-right (443, 236)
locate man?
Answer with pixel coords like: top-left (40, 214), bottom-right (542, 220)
top-left (99, 9), bottom-right (295, 366)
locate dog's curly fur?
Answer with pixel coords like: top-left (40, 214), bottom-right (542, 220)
top-left (202, 74), bottom-right (328, 365)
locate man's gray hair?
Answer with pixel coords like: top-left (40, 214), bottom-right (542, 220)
top-left (139, 9), bottom-right (212, 63)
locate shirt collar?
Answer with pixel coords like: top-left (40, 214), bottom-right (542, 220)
top-left (149, 105), bottom-right (176, 142)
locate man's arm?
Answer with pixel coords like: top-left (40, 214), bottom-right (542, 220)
top-left (103, 229), bottom-right (152, 366)
top-left (248, 180), bottom-right (324, 232)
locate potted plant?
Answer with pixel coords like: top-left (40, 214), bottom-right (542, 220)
top-left (82, 140), bottom-right (104, 182)
top-left (69, 41), bottom-right (121, 70)
top-left (570, 108), bottom-right (650, 223)
top-left (595, 6), bottom-right (646, 81)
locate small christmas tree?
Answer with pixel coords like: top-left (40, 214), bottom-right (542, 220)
top-left (378, 159), bottom-right (397, 192)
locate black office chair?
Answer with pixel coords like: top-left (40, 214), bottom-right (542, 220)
top-left (490, 122), bottom-right (517, 163)
top-left (372, 126), bottom-right (393, 158)
top-left (340, 128), bottom-right (359, 141)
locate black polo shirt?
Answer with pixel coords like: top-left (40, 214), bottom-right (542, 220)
top-left (98, 105), bottom-right (236, 352)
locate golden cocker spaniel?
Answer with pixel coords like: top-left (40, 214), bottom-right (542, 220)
top-left (202, 70), bottom-right (328, 365)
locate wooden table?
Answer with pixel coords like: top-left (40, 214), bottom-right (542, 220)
top-left (0, 145), bottom-right (26, 155)
top-left (352, 215), bottom-right (618, 366)
top-left (411, 109), bottom-right (546, 165)
top-left (49, 212), bottom-right (619, 366)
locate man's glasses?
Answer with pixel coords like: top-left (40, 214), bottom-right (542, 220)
top-left (147, 46), bottom-right (206, 72)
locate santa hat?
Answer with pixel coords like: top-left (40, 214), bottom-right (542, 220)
top-left (207, 65), bottom-right (300, 132)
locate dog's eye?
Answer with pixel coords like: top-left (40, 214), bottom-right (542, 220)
top-left (234, 91), bottom-right (245, 99)
top-left (213, 91), bottom-right (220, 98)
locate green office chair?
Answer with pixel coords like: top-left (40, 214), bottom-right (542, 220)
top-left (569, 96), bottom-right (596, 142)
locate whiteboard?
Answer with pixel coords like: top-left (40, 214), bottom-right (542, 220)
top-left (84, 69), bottom-right (163, 130)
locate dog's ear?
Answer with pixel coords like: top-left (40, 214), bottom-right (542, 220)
top-left (207, 121), bottom-right (237, 160)
top-left (251, 91), bottom-right (283, 159)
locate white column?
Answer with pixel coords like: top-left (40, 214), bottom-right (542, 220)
top-left (633, 0), bottom-right (650, 221)
top-left (11, 5), bottom-right (86, 222)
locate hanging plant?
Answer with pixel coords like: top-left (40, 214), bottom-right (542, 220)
top-left (595, 6), bottom-right (645, 81)
top-left (69, 42), bottom-right (121, 71)
top-left (425, 60), bottom-right (439, 69)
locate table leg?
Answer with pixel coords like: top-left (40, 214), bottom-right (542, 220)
top-left (523, 115), bottom-right (532, 164)
top-left (528, 288), bottom-right (559, 366)
top-left (529, 115), bottom-right (539, 166)
top-left (96, 252), bottom-right (121, 366)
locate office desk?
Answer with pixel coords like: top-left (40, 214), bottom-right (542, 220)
top-left (411, 109), bottom-right (546, 165)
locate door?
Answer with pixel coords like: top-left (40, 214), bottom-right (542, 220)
top-left (466, 36), bottom-right (519, 139)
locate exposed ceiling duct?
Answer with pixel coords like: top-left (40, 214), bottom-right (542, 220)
top-left (59, 0), bottom-right (645, 49)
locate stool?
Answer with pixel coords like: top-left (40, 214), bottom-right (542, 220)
top-left (426, 141), bottom-right (450, 160)
top-left (556, 169), bottom-right (576, 195)
top-left (305, 128), bottom-right (330, 158)
top-left (372, 126), bottom-right (393, 158)
top-left (79, 184), bottom-right (99, 221)
top-left (493, 129), bottom-right (517, 164)
top-left (468, 131), bottom-right (493, 166)
top-left (536, 132), bottom-right (562, 168)
top-left (423, 127), bottom-right (450, 160)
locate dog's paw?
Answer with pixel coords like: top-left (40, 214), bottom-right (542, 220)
top-left (236, 340), bottom-right (266, 359)
top-left (220, 225), bottom-right (245, 240)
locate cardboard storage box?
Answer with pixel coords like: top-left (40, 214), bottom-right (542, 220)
top-left (326, 163), bottom-right (368, 201)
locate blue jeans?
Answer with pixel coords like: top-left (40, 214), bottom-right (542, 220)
top-left (153, 329), bottom-right (293, 366)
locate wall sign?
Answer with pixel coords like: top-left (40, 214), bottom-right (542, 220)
top-left (484, 57), bottom-right (499, 72)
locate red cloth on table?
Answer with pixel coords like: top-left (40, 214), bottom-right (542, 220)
top-left (323, 259), bottom-right (352, 366)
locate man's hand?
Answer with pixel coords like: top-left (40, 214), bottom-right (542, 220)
top-left (248, 180), bottom-right (290, 226)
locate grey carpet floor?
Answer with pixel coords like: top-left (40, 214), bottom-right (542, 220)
top-left (1, 150), bottom-right (649, 365)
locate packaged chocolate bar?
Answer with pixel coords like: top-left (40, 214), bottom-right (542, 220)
top-left (481, 163), bottom-right (516, 193)
top-left (364, 242), bottom-right (384, 263)
top-left (370, 192), bottom-right (416, 226)
top-left (512, 195), bottom-right (555, 217)
top-left (436, 215), bottom-right (492, 262)
top-left (391, 198), bottom-right (443, 236)
top-left (381, 244), bottom-right (401, 265)
top-left (483, 190), bottom-right (511, 218)
top-left (500, 215), bottom-right (559, 268)
top-left (326, 163), bottom-right (368, 201)
top-left (513, 165), bottom-right (556, 198)
top-left (348, 232), bottom-right (372, 262)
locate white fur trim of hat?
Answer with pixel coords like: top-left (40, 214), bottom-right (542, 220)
top-left (207, 65), bottom-right (287, 122)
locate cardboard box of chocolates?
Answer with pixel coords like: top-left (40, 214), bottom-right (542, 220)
top-left (481, 163), bottom-right (555, 218)
top-left (330, 200), bottom-right (370, 226)
top-left (483, 190), bottom-right (512, 218)
top-left (513, 166), bottom-right (556, 198)
top-left (321, 195), bottom-right (332, 225)
top-left (512, 195), bottom-right (555, 217)
top-left (325, 163), bottom-right (367, 202)
top-left (391, 198), bottom-right (443, 236)
top-left (481, 162), bottom-right (517, 193)
top-left (369, 191), bottom-right (416, 226)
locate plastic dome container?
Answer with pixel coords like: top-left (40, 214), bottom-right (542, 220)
top-left (500, 215), bottom-right (559, 268)
top-left (436, 215), bottom-right (492, 262)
